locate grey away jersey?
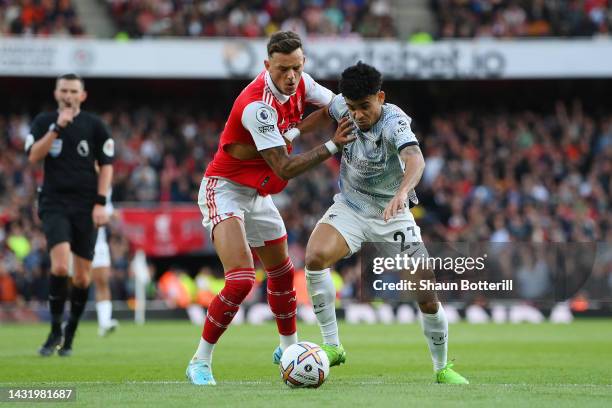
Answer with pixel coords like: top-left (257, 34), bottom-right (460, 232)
top-left (328, 94), bottom-right (419, 216)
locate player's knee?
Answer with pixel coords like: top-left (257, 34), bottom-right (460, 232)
top-left (95, 279), bottom-right (109, 292)
top-left (92, 272), bottom-right (107, 288)
top-left (222, 250), bottom-right (253, 271)
top-left (72, 274), bottom-right (91, 288)
top-left (305, 249), bottom-right (330, 271)
top-left (51, 264), bottom-right (70, 276)
top-left (223, 278), bottom-right (254, 304)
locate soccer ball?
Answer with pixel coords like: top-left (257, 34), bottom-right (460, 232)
top-left (279, 341), bottom-right (330, 388)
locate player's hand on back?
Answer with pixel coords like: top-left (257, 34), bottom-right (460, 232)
top-left (332, 117), bottom-right (356, 148)
top-left (383, 191), bottom-right (408, 222)
top-left (92, 204), bottom-right (109, 227)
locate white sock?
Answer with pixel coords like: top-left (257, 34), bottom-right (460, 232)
top-left (306, 268), bottom-right (340, 346)
top-left (193, 337), bottom-right (215, 365)
top-left (420, 302), bottom-right (448, 372)
top-left (280, 333), bottom-right (298, 351)
top-left (96, 300), bottom-right (112, 328)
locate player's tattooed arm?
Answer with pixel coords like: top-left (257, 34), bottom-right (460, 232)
top-left (259, 144), bottom-right (331, 180)
top-left (382, 145), bottom-right (425, 222)
top-left (261, 118), bottom-right (355, 180)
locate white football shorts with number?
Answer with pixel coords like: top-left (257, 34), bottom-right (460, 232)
top-left (318, 200), bottom-right (427, 257)
top-left (198, 176), bottom-right (287, 248)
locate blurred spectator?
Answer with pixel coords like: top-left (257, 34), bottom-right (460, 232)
top-left (0, 260), bottom-right (17, 303)
top-left (107, 0), bottom-right (396, 38)
top-left (3, 1), bottom-right (612, 40)
top-left (431, 0), bottom-right (612, 39)
top-left (0, 0), bottom-right (84, 36)
top-left (516, 248), bottom-right (551, 299)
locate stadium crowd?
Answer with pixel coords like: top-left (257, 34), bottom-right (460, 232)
top-left (431, 0), bottom-right (612, 39)
top-left (0, 0), bottom-right (84, 36)
top-left (106, 0), bottom-right (396, 38)
top-left (0, 98), bottom-right (610, 316)
top-left (3, 0), bottom-right (612, 39)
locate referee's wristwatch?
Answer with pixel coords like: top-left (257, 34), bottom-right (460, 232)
top-left (48, 122), bottom-right (65, 136)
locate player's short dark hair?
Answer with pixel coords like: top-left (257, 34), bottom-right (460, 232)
top-left (267, 31), bottom-right (303, 56)
top-left (56, 73), bottom-right (85, 88)
top-left (339, 62), bottom-right (382, 101)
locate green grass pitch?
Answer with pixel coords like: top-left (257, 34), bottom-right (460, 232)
top-left (1, 320), bottom-right (611, 407)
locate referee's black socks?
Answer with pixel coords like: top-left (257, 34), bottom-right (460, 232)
top-left (68, 285), bottom-right (90, 328)
top-left (49, 274), bottom-right (69, 335)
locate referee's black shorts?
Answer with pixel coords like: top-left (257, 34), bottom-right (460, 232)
top-left (39, 205), bottom-right (97, 261)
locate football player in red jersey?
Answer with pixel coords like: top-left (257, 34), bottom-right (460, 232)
top-left (186, 31), bottom-right (355, 385)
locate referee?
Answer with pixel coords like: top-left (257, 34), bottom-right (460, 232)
top-left (25, 74), bottom-right (114, 357)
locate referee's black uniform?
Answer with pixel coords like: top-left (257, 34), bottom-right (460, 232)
top-left (27, 111), bottom-right (114, 258)
top-left (26, 110), bottom-right (114, 355)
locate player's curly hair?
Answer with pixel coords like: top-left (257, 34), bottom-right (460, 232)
top-left (339, 62), bottom-right (382, 101)
top-left (267, 31), bottom-right (303, 56)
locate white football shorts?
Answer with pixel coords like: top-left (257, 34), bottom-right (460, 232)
top-left (198, 176), bottom-right (287, 248)
top-left (317, 200), bottom-right (428, 258)
top-left (91, 227), bottom-right (111, 268)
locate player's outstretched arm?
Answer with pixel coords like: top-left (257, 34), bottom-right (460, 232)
top-left (382, 145), bottom-right (425, 222)
top-left (261, 117), bottom-right (355, 180)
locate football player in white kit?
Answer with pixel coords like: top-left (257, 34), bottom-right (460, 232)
top-left (91, 190), bottom-right (118, 336)
top-left (303, 62), bottom-right (468, 384)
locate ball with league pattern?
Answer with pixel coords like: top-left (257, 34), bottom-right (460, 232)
top-left (279, 341), bottom-right (330, 388)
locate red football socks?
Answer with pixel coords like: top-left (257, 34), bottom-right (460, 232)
top-left (202, 267), bottom-right (255, 344)
top-left (266, 258), bottom-right (297, 336)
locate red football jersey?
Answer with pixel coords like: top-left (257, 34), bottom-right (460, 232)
top-left (205, 70), bottom-right (332, 195)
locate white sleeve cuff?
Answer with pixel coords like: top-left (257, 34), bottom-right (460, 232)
top-left (284, 128), bottom-right (300, 142)
top-left (324, 140), bottom-right (339, 154)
